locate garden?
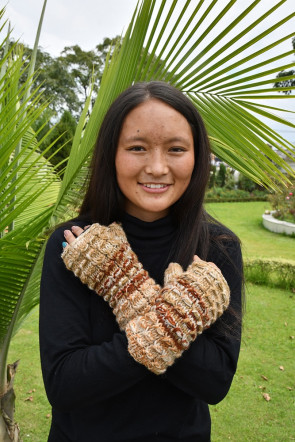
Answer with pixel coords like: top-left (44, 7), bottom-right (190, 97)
top-left (1, 1), bottom-right (295, 441)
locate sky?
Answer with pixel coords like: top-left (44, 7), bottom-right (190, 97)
top-left (5, 0), bottom-right (138, 56)
top-left (3, 0), bottom-right (295, 144)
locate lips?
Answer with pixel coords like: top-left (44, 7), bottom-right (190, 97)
top-left (143, 183), bottom-right (169, 189)
top-left (139, 183), bottom-right (171, 194)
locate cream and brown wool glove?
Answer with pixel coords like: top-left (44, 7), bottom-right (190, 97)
top-left (61, 223), bottom-right (160, 330)
top-left (125, 258), bottom-right (230, 374)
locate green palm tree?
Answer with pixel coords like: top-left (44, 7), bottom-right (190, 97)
top-left (0, 0), bottom-right (294, 439)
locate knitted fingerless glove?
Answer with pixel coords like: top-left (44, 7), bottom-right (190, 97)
top-left (125, 258), bottom-right (230, 374)
top-left (61, 223), bottom-right (160, 329)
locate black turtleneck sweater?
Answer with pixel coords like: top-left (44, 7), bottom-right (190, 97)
top-left (39, 214), bottom-right (242, 442)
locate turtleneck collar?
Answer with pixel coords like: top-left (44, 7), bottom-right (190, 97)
top-left (121, 212), bottom-right (178, 285)
top-left (122, 212), bottom-right (176, 246)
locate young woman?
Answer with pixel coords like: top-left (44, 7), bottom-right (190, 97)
top-left (40, 81), bottom-right (243, 442)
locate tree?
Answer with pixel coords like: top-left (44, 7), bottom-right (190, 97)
top-left (37, 110), bottom-right (77, 176)
top-left (60, 38), bottom-right (121, 111)
top-left (274, 36), bottom-right (295, 94)
top-left (1, 1), bottom-right (295, 439)
top-left (0, 3), bottom-right (61, 439)
top-left (216, 163), bottom-right (227, 187)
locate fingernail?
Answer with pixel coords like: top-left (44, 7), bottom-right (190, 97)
top-left (62, 242), bottom-right (67, 248)
top-left (64, 230), bottom-right (71, 236)
top-left (72, 225), bottom-right (78, 230)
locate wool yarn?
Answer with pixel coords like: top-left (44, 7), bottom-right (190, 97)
top-left (126, 259), bottom-right (230, 374)
top-left (61, 223), bottom-right (160, 330)
top-left (62, 222), bottom-right (230, 374)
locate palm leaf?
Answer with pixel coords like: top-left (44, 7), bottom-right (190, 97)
top-left (1, 0), bottom-right (295, 385)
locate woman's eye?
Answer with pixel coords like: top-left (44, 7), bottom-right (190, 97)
top-left (128, 146), bottom-right (145, 152)
top-left (169, 147), bottom-right (186, 153)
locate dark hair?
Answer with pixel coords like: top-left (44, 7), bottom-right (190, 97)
top-left (79, 81), bottom-right (243, 335)
top-left (80, 81), bottom-right (215, 268)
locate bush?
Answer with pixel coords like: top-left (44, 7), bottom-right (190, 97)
top-left (216, 163), bottom-right (226, 187)
top-left (209, 165), bottom-right (216, 188)
top-left (238, 173), bottom-right (257, 192)
top-left (205, 187), bottom-right (268, 202)
top-left (268, 183), bottom-right (295, 223)
top-left (244, 258), bottom-right (295, 291)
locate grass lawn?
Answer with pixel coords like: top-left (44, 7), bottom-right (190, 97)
top-left (210, 284), bottom-right (295, 441)
top-left (8, 283), bottom-right (295, 441)
top-left (206, 201), bottom-right (295, 262)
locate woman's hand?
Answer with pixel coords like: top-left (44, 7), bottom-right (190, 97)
top-left (61, 222), bottom-right (160, 330)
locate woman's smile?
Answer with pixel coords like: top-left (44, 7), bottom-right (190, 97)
top-left (139, 183), bottom-right (171, 193)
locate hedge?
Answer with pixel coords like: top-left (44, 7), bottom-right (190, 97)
top-left (244, 258), bottom-right (295, 292)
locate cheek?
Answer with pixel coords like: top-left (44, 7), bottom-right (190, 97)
top-left (178, 158), bottom-right (195, 184)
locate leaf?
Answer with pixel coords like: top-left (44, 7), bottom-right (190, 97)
top-left (279, 365), bottom-right (285, 371)
top-left (261, 375), bottom-right (268, 381)
top-left (263, 393), bottom-right (271, 402)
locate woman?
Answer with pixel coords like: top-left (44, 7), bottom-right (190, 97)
top-left (40, 81), bottom-right (243, 441)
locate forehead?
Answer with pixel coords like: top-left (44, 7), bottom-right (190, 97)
top-left (120, 99), bottom-right (193, 139)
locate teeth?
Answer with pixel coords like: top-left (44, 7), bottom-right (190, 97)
top-left (144, 184), bottom-right (167, 188)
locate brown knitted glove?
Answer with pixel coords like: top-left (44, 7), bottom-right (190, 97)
top-left (125, 258), bottom-right (230, 374)
top-left (61, 223), bottom-right (160, 329)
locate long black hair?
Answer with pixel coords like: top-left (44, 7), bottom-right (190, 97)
top-left (79, 81), bottom-right (219, 269)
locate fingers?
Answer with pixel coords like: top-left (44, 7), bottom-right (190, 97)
top-left (63, 229), bottom-right (76, 246)
top-left (63, 225), bottom-right (87, 248)
top-left (164, 262), bottom-right (183, 285)
top-left (193, 255), bottom-right (219, 271)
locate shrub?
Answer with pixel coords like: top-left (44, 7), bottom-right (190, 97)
top-left (209, 165), bottom-right (216, 188)
top-left (205, 187), bottom-right (268, 202)
top-left (238, 173), bottom-right (257, 192)
top-left (244, 258), bottom-right (295, 292)
top-left (216, 163), bottom-right (226, 187)
top-left (268, 182), bottom-right (295, 223)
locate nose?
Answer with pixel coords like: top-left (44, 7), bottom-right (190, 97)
top-left (144, 149), bottom-right (169, 176)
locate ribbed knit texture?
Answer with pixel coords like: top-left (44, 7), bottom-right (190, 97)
top-left (126, 259), bottom-right (230, 374)
top-left (61, 222), bottom-right (160, 330)
top-left (61, 220), bottom-right (230, 374)
top-left (40, 215), bottom-right (242, 441)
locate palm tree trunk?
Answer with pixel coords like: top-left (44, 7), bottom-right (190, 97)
top-left (0, 361), bottom-right (21, 441)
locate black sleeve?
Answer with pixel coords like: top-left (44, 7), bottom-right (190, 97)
top-left (39, 227), bottom-right (147, 413)
top-left (163, 238), bottom-right (243, 405)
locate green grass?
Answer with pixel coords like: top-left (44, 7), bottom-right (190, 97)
top-left (206, 201), bottom-right (295, 261)
top-left (9, 284), bottom-right (295, 441)
top-left (210, 284), bottom-right (295, 441)
top-left (7, 201), bottom-right (295, 441)
top-left (8, 308), bottom-right (51, 441)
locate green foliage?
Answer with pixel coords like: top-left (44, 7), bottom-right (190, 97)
top-left (35, 110), bottom-right (77, 176)
top-left (238, 173), bottom-right (258, 192)
top-left (1, 0), bottom-right (295, 432)
top-left (274, 36), bottom-right (295, 94)
top-left (208, 164), bottom-right (216, 188)
top-left (245, 258), bottom-right (295, 291)
top-left (205, 187), bottom-right (268, 202)
top-left (268, 182), bottom-right (295, 223)
top-left (215, 163), bottom-right (226, 187)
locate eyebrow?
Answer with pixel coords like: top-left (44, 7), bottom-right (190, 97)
top-left (123, 135), bottom-right (191, 146)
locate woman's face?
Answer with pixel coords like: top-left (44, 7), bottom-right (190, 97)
top-left (115, 98), bottom-right (195, 222)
